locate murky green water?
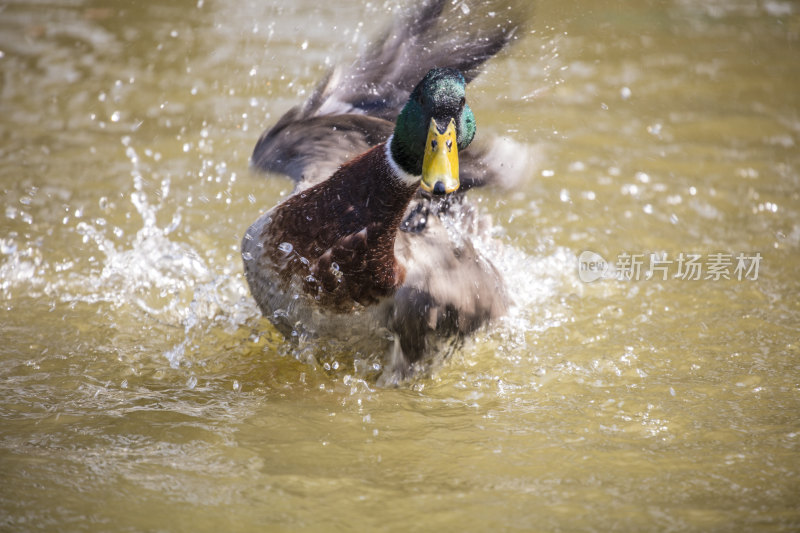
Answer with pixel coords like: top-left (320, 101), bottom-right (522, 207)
top-left (2, 0), bottom-right (799, 530)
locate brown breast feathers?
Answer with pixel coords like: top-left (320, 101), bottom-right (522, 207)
top-left (259, 143), bottom-right (418, 311)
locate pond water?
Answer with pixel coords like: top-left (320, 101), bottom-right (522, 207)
top-left (1, 0), bottom-right (799, 530)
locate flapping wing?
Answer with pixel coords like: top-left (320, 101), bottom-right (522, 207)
top-left (251, 0), bottom-right (529, 189)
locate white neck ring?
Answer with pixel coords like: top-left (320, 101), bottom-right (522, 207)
top-left (384, 135), bottom-right (420, 187)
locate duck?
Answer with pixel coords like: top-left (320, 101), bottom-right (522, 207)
top-left (242, 0), bottom-right (529, 383)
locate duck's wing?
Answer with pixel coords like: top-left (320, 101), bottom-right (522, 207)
top-left (251, 108), bottom-right (394, 191)
top-left (459, 134), bottom-right (533, 191)
top-left (251, 0), bottom-right (529, 189)
top-left (323, 0), bottom-right (528, 122)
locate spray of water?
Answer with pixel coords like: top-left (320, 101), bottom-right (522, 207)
top-left (1, 131), bottom-right (576, 386)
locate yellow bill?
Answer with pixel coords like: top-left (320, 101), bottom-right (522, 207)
top-left (420, 117), bottom-right (459, 195)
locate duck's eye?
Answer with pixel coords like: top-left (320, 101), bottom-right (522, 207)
top-left (458, 97), bottom-right (465, 110)
top-left (446, 139), bottom-right (452, 151)
top-left (431, 139), bottom-right (438, 150)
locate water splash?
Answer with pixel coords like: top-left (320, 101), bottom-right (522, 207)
top-left (0, 129), bottom-right (576, 384)
top-left (9, 137), bottom-right (260, 369)
top-left (69, 140), bottom-right (214, 319)
top-left (277, 198), bottom-right (580, 387)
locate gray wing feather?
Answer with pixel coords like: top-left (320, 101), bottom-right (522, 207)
top-left (391, 211), bottom-right (508, 364)
top-left (250, 0), bottom-right (529, 189)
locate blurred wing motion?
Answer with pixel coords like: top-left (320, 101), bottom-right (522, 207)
top-left (251, 0), bottom-right (531, 191)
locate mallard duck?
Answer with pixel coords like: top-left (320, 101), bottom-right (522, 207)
top-left (242, 0), bottom-right (528, 383)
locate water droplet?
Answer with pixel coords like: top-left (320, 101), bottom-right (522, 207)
top-left (110, 111), bottom-right (121, 122)
top-left (301, 40), bottom-right (308, 50)
top-left (0, 240), bottom-right (16, 255)
top-left (278, 242), bottom-right (293, 255)
top-left (647, 123), bottom-right (662, 136)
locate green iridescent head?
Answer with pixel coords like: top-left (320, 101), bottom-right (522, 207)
top-left (390, 68), bottom-right (476, 194)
